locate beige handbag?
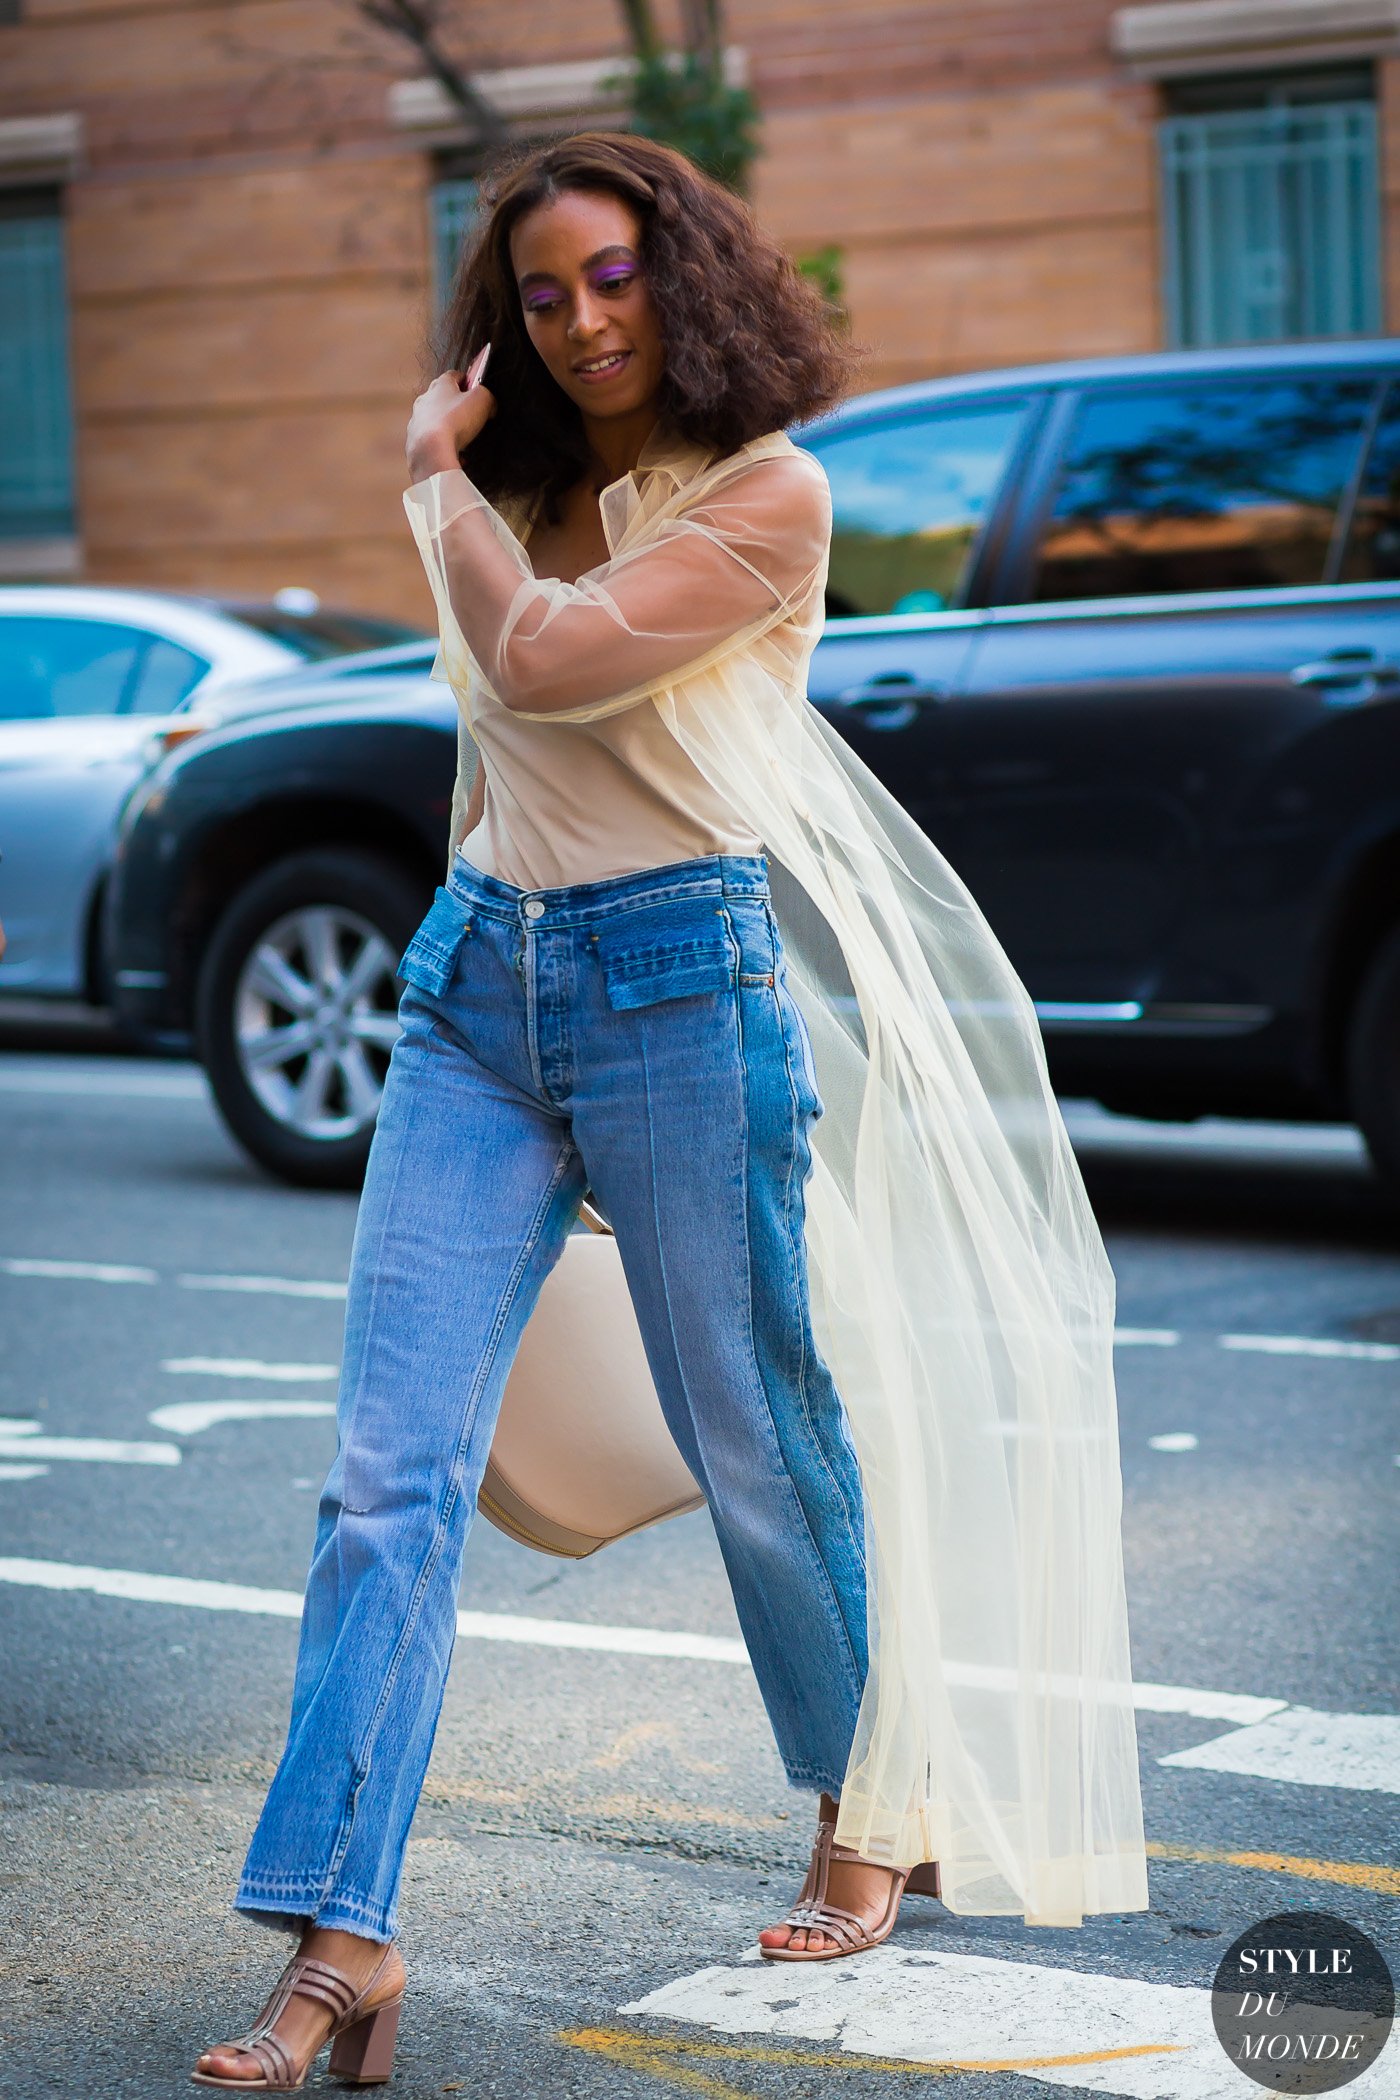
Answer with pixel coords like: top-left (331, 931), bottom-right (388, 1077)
top-left (478, 1197), bottom-right (705, 1557)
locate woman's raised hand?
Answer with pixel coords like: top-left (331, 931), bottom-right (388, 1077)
top-left (405, 346), bottom-right (496, 480)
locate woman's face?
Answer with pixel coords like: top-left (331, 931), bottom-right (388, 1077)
top-left (509, 189), bottom-right (665, 422)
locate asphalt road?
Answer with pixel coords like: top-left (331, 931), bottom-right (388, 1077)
top-left (0, 1040), bottom-right (1397, 2100)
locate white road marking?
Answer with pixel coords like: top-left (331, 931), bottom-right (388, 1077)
top-left (1148, 1433), bottom-right (1198, 1451)
top-left (1125, 1683), bottom-right (1286, 1726)
top-left (0, 1559), bottom-right (1382, 1795)
top-left (4, 1255), bottom-right (1396, 1372)
top-left (0, 1464), bottom-right (48, 1481)
top-left (148, 1399), bottom-right (336, 1436)
top-left (0, 1559), bottom-right (300, 1618)
top-left (1160, 1705), bottom-right (1400, 1794)
top-left (161, 1357), bottom-right (338, 1382)
top-left (1222, 1333), bottom-right (1400, 1362)
top-left (623, 1946), bottom-right (1231, 2100)
top-left (2, 1257), bottom-right (158, 1285)
top-left (178, 1273), bottom-right (348, 1301)
top-left (452, 1609), bottom-right (748, 1664)
top-left (0, 1418), bottom-right (40, 1435)
top-left (0, 1436), bottom-right (180, 1466)
top-left (0, 1068), bottom-right (205, 1099)
top-left (0, 1558), bottom-right (748, 1659)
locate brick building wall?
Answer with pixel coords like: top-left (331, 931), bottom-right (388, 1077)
top-left (1, 0), bottom-right (1396, 623)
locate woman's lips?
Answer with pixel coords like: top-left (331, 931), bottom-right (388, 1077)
top-left (573, 350), bottom-right (632, 384)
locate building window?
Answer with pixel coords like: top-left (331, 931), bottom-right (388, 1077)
top-left (431, 172), bottom-right (480, 309)
top-left (1159, 66), bottom-right (1381, 349)
top-left (0, 188), bottom-right (75, 541)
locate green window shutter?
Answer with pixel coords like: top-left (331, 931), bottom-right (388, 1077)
top-left (1160, 95), bottom-right (1382, 348)
top-left (0, 194), bottom-right (76, 540)
top-left (431, 176), bottom-right (480, 310)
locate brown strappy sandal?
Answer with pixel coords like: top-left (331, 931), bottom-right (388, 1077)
top-left (759, 1807), bottom-right (942, 1963)
top-left (191, 1940), bottom-right (405, 2089)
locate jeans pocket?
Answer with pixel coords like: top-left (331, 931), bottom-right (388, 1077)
top-left (397, 887), bottom-right (472, 999)
top-left (595, 898), bottom-right (736, 1011)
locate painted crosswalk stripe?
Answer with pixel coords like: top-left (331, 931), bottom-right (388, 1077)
top-left (0, 1436), bottom-right (180, 1466)
top-left (6, 1255), bottom-right (1397, 1366)
top-left (148, 1399), bottom-right (337, 1437)
top-left (161, 1357), bottom-right (338, 1382)
top-left (621, 1947), bottom-right (1224, 2100)
top-left (0, 1558), bottom-right (747, 1658)
top-left (0, 1559), bottom-right (1394, 1803)
top-left (1160, 1705), bottom-right (1400, 1794)
top-left (177, 1273), bottom-right (349, 1301)
top-left (1221, 1333), bottom-right (1400, 1362)
top-left (1, 1257), bottom-right (158, 1285)
top-left (0, 1068), bottom-right (205, 1099)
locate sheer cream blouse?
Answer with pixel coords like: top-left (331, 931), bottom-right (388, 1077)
top-left (416, 419), bottom-right (826, 888)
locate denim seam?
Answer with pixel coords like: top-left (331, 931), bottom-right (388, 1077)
top-left (322, 1125), bottom-right (578, 1907)
top-left (297, 1008), bottom-right (434, 1893)
top-left (725, 903), bottom-right (864, 1712)
top-left (520, 930), bottom-right (547, 1099)
top-left (771, 980), bottom-right (867, 1561)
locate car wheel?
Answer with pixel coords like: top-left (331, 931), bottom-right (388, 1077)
top-left (197, 849), bottom-right (427, 1187)
top-left (1347, 922), bottom-right (1400, 1196)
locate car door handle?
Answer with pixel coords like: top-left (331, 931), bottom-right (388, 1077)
top-left (835, 673), bottom-right (948, 730)
top-left (1291, 647), bottom-right (1400, 695)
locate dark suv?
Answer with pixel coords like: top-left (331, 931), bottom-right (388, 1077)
top-left (109, 341), bottom-right (1400, 1191)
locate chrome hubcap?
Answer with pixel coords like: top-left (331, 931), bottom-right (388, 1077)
top-left (234, 905), bottom-right (400, 1141)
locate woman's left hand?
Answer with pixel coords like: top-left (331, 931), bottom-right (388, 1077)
top-left (406, 350), bottom-right (496, 479)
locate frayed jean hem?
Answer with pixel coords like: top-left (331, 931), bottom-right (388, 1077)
top-left (782, 1762), bottom-right (846, 1795)
top-left (234, 1878), bottom-right (398, 1945)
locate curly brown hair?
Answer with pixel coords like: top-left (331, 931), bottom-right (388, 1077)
top-left (430, 131), bottom-right (865, 519)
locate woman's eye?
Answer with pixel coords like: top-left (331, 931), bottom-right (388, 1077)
top-left (526, 296), bottom-right (561, 315)
top-left (597, 273), bottom-right (634, 294)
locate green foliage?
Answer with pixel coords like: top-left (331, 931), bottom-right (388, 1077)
top-left (604, 50), bottom-right (761, 195)
top-left (795, 244), bottom-right (849, 327)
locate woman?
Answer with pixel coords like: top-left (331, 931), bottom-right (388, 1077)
top-left (194, 132), bottom-right (1147, 2090)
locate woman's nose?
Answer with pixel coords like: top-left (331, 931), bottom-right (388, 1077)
top-left (568, 290), bottom-right (606, 340)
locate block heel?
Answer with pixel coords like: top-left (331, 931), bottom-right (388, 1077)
top-left (328, 1995), bottom-right (403, 2084)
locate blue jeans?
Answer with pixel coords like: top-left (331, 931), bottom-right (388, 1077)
top-left (235, 849), bottom-right (868, 1943)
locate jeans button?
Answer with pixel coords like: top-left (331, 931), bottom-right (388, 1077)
top-left (523, 899), bottom-right (545, 920)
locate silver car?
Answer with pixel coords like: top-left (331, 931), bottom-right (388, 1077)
top-left (0, 585), bottom-right (422, 1002)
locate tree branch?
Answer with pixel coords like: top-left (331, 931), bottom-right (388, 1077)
top-left (357, 0), bottom-right (507, 145)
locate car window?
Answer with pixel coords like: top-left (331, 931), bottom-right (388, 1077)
top-left (1032, 376), bottom-right (1376, 603)
top-left (0, 616), bottom-right (149, 719)
top-left (1339, 380), bottom-right (1400, 582)
top-left (807, 401), bottom-right (1031, 617)
top-left (127, 636), bottom-right (208, 713)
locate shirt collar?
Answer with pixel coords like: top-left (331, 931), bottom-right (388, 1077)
top-left (605, 416), bottom-right (715, 496)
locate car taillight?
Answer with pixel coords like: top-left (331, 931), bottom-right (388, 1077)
top-left (139, 715), bottom-right (215, 770)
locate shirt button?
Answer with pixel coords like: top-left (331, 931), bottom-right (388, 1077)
top-left (523, 899), bottom-right (545, 920)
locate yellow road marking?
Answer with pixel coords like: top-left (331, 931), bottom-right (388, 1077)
top-left (1146, 1838), bottom-right (1400, 1896)
top-left (561, 2023), bottom-right (1186, 2096)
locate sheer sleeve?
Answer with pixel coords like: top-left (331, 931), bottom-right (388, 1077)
top-left (404, 448), bottom-right (830, 720)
